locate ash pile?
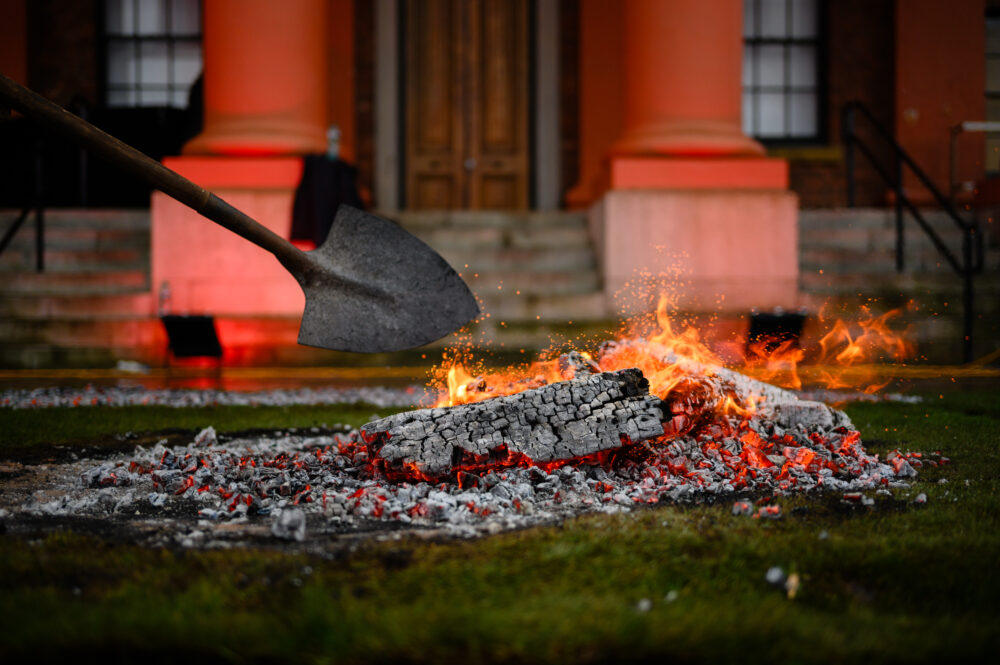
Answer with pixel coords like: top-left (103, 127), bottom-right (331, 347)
top-left (13, 351), bottom-right (927, 544)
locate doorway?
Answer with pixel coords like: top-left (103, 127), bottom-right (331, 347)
top-left (403, 0), bottom-right (530, 210)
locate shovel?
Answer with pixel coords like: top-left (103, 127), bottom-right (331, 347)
top-left (0, 72), bottom-right (479, 353)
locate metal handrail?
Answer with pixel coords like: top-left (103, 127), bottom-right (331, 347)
top-left (0, 132), bottom-right (45, 272)
top-left (842, 100), bottom-right (984, 363)
top-left (949, 121), bottom-right (1000, 202)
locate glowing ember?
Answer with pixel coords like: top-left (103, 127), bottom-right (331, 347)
top-left (429, 295), bottom-right (914, 408)
top-left (6, 292), bottom-right (925, 543)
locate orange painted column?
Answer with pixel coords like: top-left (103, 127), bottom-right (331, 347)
top-left (184, 0), bottom-right (328, 155)
top-left (565, 0), bottom-right (624, 208)
top-left (614, 0), bottom-right (762, 157)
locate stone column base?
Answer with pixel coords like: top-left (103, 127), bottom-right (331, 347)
top-left (589, 188), bottom-right (800, 314)
top-left (151, 156), bottom-right (305, 317)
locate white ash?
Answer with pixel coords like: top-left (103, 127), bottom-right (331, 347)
top-left (0, 385), bottom-right (423, 410)
top-left (271, 507), bottom-right (307, 542)
top-left (14, 393), bottom-right (922, 542)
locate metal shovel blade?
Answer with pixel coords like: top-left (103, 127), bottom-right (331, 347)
top-left (296, 206), bottom-right (479, 353)
top-left (0, 73), bottom-right (478, 353)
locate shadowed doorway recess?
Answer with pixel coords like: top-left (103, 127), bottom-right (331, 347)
top-left (405, 0), bottom-right (530, 210)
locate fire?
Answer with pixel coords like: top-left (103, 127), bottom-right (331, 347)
top-left (442, 363), bottom-right (478, 407)
top-left (809, 306), bottom-right (914, 393)
top-left (743, 338), bottom-right (806, 390)
top-left (430, 294), bottom-right (915, 409)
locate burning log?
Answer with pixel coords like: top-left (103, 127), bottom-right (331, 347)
top-left (363, 354), bottom-right (855, 483)
top-left (361, 368), bottom-right (666, 480)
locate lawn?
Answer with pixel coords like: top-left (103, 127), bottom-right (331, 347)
top-left (0, 390), bottom-right (997, 663)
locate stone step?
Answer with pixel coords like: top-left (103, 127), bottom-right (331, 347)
top-left (476, 291), bottom-right (609, 321)
top-left (799, 227), bottom-right (969, 252)
top-left (798, 208), bottom-right (975, 232)
top-left (410, 225), bottom-right (593, 253)
top-left (0, 208), bottom-right (150, 231)
top-left (1, 227), bottom-right (149, 251)
top-left (0, 315), bottom-right (159, 347)
top-left (0, 292), bottom-right (154, 317)
top-left (464, 270), bottom-right (601, 297)
top-left (799, 249), bottom-right (963, 274)
top-left (799, 271), bottom-right (1000, 298)
top-left (0, 251), bottom-right (149, 274)
top-left (0, 269), bottom-right (150, 293)
top-left (390, 210), bottom-right (587, 230)
top-left (442, 247), bottom-right (596, 273)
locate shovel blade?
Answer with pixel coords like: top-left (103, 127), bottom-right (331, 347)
top-left (296, 206), bottom-right (479, 353)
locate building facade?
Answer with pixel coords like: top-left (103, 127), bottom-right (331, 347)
top-left (0, 0), bottom-right (993, 364)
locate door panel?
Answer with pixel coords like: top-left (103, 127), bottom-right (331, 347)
top-left (468, 0), bottom-right (529, 209)
top-left (405, 0), bottom-right (529, 210)
top-left (406, 0), bottom-right (463, 209)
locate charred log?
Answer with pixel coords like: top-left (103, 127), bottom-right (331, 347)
top-left (362, 368), bottom-right (665, 480)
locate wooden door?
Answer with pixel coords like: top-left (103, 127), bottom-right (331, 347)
top-left (405, 0), bottom-right (529, 210)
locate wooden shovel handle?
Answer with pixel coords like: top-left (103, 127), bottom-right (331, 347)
top-left (0, 72), bottom-right (307, 273)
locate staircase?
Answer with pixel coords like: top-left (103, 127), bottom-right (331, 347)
top-left (393, 211), bottom-right (607, 325)
top-left (0, 209), bottom-right (155, 368)
top-left (798, 208), bottom-right (1000, 363)
top-left (0, 209), bottom-right (611, 368)
top-left (1, 206), bottom-right (994, 368)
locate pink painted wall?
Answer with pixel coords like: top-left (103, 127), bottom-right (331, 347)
top-left (593, 190), bottom-right (800, 313)
top-left (152, 157), bottom-right (304, 317)
top-left (895, 0), bottom-right (986, 197)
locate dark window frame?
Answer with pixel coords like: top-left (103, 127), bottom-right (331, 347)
top-left (983, 12), bottom-right (1000, 175)
top-left (99, 0), bottom-right (203, 109)
top-left (742, 0), bottom-right (827, 146)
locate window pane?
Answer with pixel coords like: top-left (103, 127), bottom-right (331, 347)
top-left (760, 0), bottom-right (787, 38)
top-left (137, 0), bottom-right (167, 35)
top-left (139, 88), bottom-right (170, 106)
top-left (139, 41), bottom-right (169, 85)
top-left (987, 57), bottom-right (1000, 94)
top-left (985, 136), bottom-right (1000, 172)
top-left (789, 92), bottom-right (817, 136)
top-left (171, 89), bottom-right (190, 107)
top-left (742, 92), bottom-right (756, 135)
top-left (986, 98), bottom-right (1000, 121)
top-left (791, 0), bottom-right (817, 38)
top-left (758, 45), bottom-right (785, 87)
top-left (107, 41), bottom-right (136, 85)
top-left (743, 44), bottom-right (756, 86)
top-left (108, 89), bottom-right (137, 107)
top-left (173, 42), bottom-right (202, 88)
top-left (743, 0), bottom-right (757, 38)
top-left (789, 45), bottom-right (815, 87)
top-left (987, 19), bottom-right (1000, 54)
top-left (105, 0), bottom-right (135, 35)
top-left (171, 0), bottom-right (201, 35)
top-left (758, 92), bottom-right (785, 137)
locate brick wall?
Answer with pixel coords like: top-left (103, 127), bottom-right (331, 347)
top-left (787, 0), bottom-right (896, 208)
top-left (26, 0), bottom-right (99, 107)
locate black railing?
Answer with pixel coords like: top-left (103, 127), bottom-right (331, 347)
top-left (842, 101), bottom-right (984, 363)
top-left (0, 134), bottom-right (45, 272)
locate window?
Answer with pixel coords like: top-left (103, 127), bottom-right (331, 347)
top-left (985, 17), bottom-right (1000, 173)
top-left (104, 0), bottom-right (202, 108)
top-left (742, 0), bottom-right (822, 141)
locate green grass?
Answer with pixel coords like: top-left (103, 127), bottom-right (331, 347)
top-left (0, 403), bottom-right (408, 460)
top-left (1, 391), bottom-right (998, 663)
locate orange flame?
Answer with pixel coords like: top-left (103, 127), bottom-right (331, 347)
top-left (430, 294), bottom-right (915, 410)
